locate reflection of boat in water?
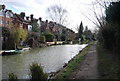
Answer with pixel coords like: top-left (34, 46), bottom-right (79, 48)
top-left (1, 47), bottom-right (31, 55)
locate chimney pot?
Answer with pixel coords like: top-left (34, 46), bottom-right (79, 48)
top-left (39, 17), bottom-right (42, 21)
top-left (2, 5), bottom-right (5, 10)
top-left (46, 20), bottom-right (48, 23)
top-left (20, 12), bottom-right (25, 19)
top-left (26, 17), bottom-right (29, 20)
top-left (30, 14), bottom-right (33, 21)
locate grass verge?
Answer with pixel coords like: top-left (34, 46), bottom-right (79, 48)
top-left (97, 43), bottom-right (119, 79)
top-left (53, 42), bottom-right (93, 81)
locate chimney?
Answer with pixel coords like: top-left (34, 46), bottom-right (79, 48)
top-left (45, 20), bottom-right (48, 23)
top-left (39, 17), bottom-right (42, 21)
top-left (8, 10), bottom-right (12, 12)
top-left (2, 5), bottom-right (5, 10)
top-left (30, 14), bottom-right (33, 21)
top-left (26, 16), bottom-right (29, 20)
top-left (20, 12), bottom-right (25, 19)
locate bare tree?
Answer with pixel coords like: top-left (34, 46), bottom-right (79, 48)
top-left (75, 24), bottom-right (79, 32)
top-left (46, 4), bottom-right (68, 25)
top-left (79, 0), bottom-right (113, 29)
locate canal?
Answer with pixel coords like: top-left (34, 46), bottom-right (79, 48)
top-left (2, 44), bottom-right (87, 79)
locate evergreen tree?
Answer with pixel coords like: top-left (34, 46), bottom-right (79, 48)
top-left (84, 26), bottom-right (88, 32)
top-left (106, 1), bottom-right (120, 23)
top-left (31, 19), bottom-right (39, 33)
top-left (105, 1), bottom-right (120, 53)
top-left (78, 21), bottom-right (83, 38)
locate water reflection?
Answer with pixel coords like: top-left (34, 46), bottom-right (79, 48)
top-left (2, 44), bottom-right (87, 79)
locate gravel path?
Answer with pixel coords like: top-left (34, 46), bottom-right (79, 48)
top-left (70, 42), bottom-right (99, 79)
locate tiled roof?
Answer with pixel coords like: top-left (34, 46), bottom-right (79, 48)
top-left (14, 13), bottom-right (31, 24)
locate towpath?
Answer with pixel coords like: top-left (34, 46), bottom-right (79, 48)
top-left (70, 42), bottom-right (99, 79)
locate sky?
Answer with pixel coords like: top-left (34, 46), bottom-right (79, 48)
top-left (1, 0), bottom-right (113, 33)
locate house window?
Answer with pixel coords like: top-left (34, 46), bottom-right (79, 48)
top-left (10, 13), bottom-right (13, 17)
top-left (28, 25), bottom-right (32, 31)
top-left (7, 21), bottom-right (9, 24)
top-left (0, 10), bottom-right (5, 16)
top-left (0, 20), bottom-right (5, 25)
top-left (1, 20), bottom-right (5, 24)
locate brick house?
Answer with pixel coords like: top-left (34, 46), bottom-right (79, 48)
top-left (13, 12), bottom-right (31, 30)
top-left (38, 17), bottom-right (76, 41)
top-left (66, 28), bottom-right (76, 41)
top-left (39, 18), bottom-right (62, 39)
top-left (0, 5), bottom-right (13, 28)
top-left (0, 4), bottom-right (34, 32)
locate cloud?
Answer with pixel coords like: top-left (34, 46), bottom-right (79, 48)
top-left (2, 0), bottom-right (44, 9)
top-left (1, 0), bottom-right (46, 17)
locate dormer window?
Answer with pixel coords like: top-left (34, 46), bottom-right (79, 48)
top-left (6, 11), bottom-right (10, 18)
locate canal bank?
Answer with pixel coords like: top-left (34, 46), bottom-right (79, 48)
top-left (53, 42), bottom-right (94, 80)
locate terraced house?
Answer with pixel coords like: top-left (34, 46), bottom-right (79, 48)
top-left (0, 4), bottom-right (33, 31)
top-left (39, 18), bottom-right (76, 41)
top-left (0, 5), bottom-right (13, 28)
top-left (1, 4), bottom-right (76, 43)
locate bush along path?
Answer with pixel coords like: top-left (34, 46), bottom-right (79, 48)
top-left (69, 41), bottom-right (99, 79)
top-left (97, 43), bottom-right (119, 79)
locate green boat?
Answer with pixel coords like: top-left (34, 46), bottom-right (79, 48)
top-left (2, 49), bottom-right (23, 55)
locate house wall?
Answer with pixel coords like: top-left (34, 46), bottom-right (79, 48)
top-left (0, 16), bottom-right (3, 27)
top-left (0, 9), bottom-right (13, 28)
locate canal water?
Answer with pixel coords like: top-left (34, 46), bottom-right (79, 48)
top-left (2, 44), bottom-right (87, 79)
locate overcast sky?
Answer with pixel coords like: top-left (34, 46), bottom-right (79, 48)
top-left (1, 0), bottom-right (112, 32)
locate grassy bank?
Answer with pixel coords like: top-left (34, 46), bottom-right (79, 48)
top-left (97, 43), bottom-right (119, 79)
top-left (54, 42), bottom-right (93, 81)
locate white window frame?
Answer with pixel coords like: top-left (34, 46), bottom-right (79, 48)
top-left (6, 11), bottom-right (10, 18)
top-left (1, 20), bottom-right (5, 24)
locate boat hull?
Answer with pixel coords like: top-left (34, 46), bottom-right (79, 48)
top-left (2, 50), bottom-right (23, 55)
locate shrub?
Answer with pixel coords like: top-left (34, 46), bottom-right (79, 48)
top-left (29, 63), bottom-right (48, 81)
top-left (40, 36), bottom-right (46, 43)
top-left (12, 27), bottom-right (28, 45)
top-left (43, 32), bottom-right (55, 42)
top-left (8, 73), bottom-right (18, 81)
top-left (103, 1), bottom-right (120, 53)
top-left (81, 35), bottom-right (88, 44)
top-left (98, 23), bottom-right (118, 51)
top-left (73, 40), bottom-right (78, 44)
top-left (60, 34), bottom-right (66, 41)
top-left (27, 33), bottom-right (40, 47)
top-left (2, 27), bottom-right (15, 50)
